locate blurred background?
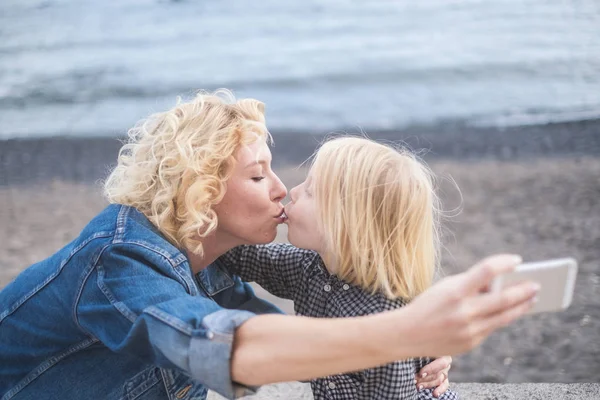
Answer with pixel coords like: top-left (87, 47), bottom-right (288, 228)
top-left (1, 0), bottom-right (599, 386)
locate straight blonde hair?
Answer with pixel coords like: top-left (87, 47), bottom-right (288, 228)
top-left (104, 89), bottom-right (271, 256)
top-left (311, 136), bottom-right (440, 300)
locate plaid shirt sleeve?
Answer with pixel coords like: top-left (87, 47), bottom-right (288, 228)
top-left (218, 243), bottom-right (314, 302)
top-left (358, 360), bottom-right (421, 399)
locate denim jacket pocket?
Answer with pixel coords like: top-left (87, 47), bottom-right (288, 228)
top-left (160, 368), bottom-right (208, 400)
top-left (124, 367), bottom-right (161, 400)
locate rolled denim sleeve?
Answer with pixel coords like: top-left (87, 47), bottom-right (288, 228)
top-left (76, 243), bottom-right (258, 399)
top-left (191, 309), bottom-right (259, 398)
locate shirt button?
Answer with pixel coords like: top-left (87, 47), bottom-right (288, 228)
top-left (323, 284), bottom-right (332, 292)
top-left (206, 331), bottom-right (214, 340)
top-left (328, 382), bottom-right (336, 389)
top-left (342, 284), bottom-right (350, 291)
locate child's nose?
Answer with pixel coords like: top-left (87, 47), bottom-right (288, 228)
top-left (289, 185), bottom-right (299, 203)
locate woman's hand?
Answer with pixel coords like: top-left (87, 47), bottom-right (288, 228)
top-left (416, 356), bottom-right (452, 397)
top-left (391, 254), bottom-right (539, 359)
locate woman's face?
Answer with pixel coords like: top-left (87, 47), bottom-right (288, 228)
top-left (284, 172), bottom-right (324, 253)
top-left (214, 138), bottom-right (287, 246)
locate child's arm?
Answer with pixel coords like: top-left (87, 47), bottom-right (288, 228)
top-left (218, 243), bottom-right (316, 302)
top-left (355, 360), bottom-right (459, 400)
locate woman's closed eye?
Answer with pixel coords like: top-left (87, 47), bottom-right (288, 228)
top-left (252, 176), bottom-right (265, 182)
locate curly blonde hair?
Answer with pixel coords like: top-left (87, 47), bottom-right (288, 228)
top-left (311, 137), bottom-right (441, 300)
top-left (104, 89), bottom-right (271, 256)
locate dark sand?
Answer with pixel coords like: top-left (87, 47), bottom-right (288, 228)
top-left (1, 120), bottom-right (599, 384)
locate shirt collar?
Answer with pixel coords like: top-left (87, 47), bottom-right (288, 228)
top-left (195, 260), bottom-right (235, 296)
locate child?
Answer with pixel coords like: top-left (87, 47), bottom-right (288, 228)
top-left (219, 136), bottom-right (458, 399)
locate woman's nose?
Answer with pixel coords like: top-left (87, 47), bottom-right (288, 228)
top-left (272, 175), bottom-right (287, 202)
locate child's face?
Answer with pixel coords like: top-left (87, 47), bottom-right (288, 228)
top-left (284, 172), bottom-right (324, 253)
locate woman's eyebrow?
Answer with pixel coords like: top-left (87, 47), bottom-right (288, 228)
top-left (244, 158), bottom-right (271, 169)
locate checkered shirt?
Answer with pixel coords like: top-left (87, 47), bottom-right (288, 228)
top-left (219, 243), bottom-right (459, 400)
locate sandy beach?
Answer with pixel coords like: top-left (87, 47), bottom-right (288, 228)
top-left (1, 120), bottom-right (599, 384)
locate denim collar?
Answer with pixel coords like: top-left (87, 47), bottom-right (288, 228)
top-left (114, 205), bottom-right (235, 295)
top-left (195, 260), bottom-right (235, 296)
top-left (115, 205), bottom-right (188, 266)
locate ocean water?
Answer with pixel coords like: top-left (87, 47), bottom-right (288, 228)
top-left (1, 0), bottom-right (599, 139)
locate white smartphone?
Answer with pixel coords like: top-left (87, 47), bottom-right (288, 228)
top-left (490, 257), bottom-right (578, 314)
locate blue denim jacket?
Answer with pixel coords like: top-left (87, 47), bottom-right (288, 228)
top-left (0, 204), bottom-right (282, 400)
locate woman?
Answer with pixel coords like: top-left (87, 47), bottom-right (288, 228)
top-left (0, 91), bottom-right (539, 400)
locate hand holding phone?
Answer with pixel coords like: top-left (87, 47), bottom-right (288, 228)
top-left (490, 258), bottom-right (578, 314)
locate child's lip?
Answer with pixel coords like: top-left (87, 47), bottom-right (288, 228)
top-left (275, 209), bottom-right (288, 221)
top-left (282, 206), bottom-right (290, 221)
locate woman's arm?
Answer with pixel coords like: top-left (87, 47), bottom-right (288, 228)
top-left (231, 254), bottom-right (539, 386)
top-left (82, 245), bottom-right (535, 398)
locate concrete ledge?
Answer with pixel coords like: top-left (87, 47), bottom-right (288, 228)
top-left (452, 383), bottom-right (600, 399)
top-left (209, 382), bottom-right (600, 399)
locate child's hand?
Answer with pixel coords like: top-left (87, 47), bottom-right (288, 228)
top-left (415, 356), bottom-right (452, 397)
